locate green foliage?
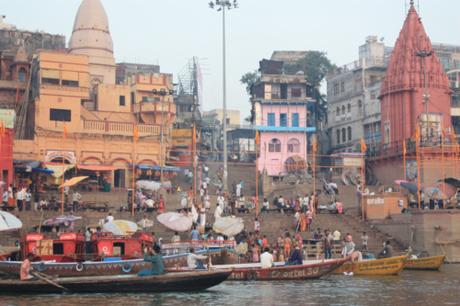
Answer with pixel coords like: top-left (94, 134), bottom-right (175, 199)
top-left (284, 51), bottom-right (335, 87)
top-left (240, 70), bottom-right (260, 94)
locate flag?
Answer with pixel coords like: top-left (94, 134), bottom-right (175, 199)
top-left (0, 121), bottom-right (4, 136)
top-left (360, 137), bottom-right (367, 154)
top-left (133, 125), bottom-right (139, 142)
top-left (403, 140), bottom-right (406, 156)
top-left (255, 130), bottom-right (260, 145)
top-left (312, 135), bottom-right (317, 153)
top-left (414, 126), bottom-right (420, 144)
top-left (63, 123), bottom-right (68, 139)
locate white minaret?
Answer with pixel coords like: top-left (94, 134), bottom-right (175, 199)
top-left (69, 0), bottom-right (116, 85)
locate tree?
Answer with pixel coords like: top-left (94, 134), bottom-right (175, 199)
top-left (240, 70), bottom-right (260, 95)
top-left (284, 51), bottom-right (335, 124)
top-left (284, 51), bottom-right (335, 87)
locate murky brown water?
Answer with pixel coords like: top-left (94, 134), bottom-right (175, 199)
top-left (0, 266), bottom-right (458, 306)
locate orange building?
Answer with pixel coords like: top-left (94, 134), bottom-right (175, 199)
top-left (13, 0), bottom-right (175, 188)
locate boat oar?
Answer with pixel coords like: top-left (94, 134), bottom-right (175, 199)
top-left (31, 271), bottom-right (70, 293)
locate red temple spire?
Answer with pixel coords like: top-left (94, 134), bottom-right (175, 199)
top-left (380, 4), bottom-right (451, 147)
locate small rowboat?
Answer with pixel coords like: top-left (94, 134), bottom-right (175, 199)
top-left (404, 255), bottom-right (445, 270)
top-left (212, 258), bottom-right (346, 281)
top-left (333, 255), bottom-right (406, 275)
top-left (0, 270), bottom-right (232, 294)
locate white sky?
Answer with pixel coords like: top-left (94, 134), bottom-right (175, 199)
top-left (3, 0), bottom-right (460, 122)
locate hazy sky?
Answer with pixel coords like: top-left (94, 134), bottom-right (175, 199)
top-left (3, 0), bottom-right (460, 121)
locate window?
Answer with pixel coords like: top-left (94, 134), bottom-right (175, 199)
top-left (42, 78), bottom-right (59, 85)
top-left (292, 113), bottom-right (299, 127)
top-left (291, 88), bottom-right (302, 98)
top-left (348, 127), bottom-right (352, 141)
top-left (341, 105), bottom-right (346, 115)
top-left (342, 128), bottom-right (346, 143)
top-left (333, 82), bottom-right (339, 96)
top-left (287, 138), bottom-right (300, 153)
top-left (62, 80), bottom-right (79, 87)
top-left (53, 243), bottom-right (64, 255)
top-left (384, 121), bottom-right (391, 145)
top-left (18, 68), bottom-right (26, 82)
top-left (267, 113), bottom-right (275, 126)
top-left (131, 92), bottom-right (135, 104)
top-left (336, 129), bottom-right (340, 144)
top-left (358, 100), bottom-right (363, 112)
top-left (280, 84), bottom-right (288, 99)
top-left (142, 96), bottom-right (148, 102)
top-left (50, 108), bottom-right (71, 122)
top-left (347, 104), bottom-right (351, 113)
top-left (268, 138), bottom-right (281, 152)
top-left (341, 81), bottom-right (345, 93)
top-left (280, 113), bottom-right (287, 127)
top-left (119, 95), bottom-right (126, 106)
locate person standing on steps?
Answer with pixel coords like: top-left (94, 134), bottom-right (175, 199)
top-left (361, 231), bottom-right (369, 252)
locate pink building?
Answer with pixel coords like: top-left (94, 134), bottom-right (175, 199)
top-left (251, 59), bottom-right (316, 177)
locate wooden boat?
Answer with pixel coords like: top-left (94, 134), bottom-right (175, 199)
top-left (333, 255), bottom-right (406, 275)
top-left (404, 255), bottom-right (445, 270)
top-left (211, 258), bottom-right (347, 281)
top-left (0, 270), bottom-right (232, 294)
top-left (0, 248), bottom-right (239, 278)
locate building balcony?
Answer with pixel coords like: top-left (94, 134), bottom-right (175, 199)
top-left (256, 125), bottom-right (316, 133)
top-left (82, 120), bottom-right (160, 137)
top-left (133, 101), bottom-right (175, 114)
top-left (0, 80), bottom-right (26, 90)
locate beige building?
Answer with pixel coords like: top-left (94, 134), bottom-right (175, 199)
top-left (13, 0), bottom-right (175, 188)
top-left (203, 109), bottom-right (241, 126)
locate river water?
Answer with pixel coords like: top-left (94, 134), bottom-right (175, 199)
top-left (0, 266), bottom-right (458, 306)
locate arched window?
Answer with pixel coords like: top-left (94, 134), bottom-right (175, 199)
top-left (268, 138), bottom-right (281, 153)
top-left (341, 105), bottom-right (346, 115)
top-left (348, 126), bottom-right (352, 141)
top-left (358, 100), bottom-right (363, 115)
top-left (18, 68), bottom-right (27, 82)
top-left (336, 107), bottom-right (340, 116)
top-left (347, 103), bottom-right (351, 113)
top-left (336, 129), bottom-right (340, 144)
top-left (342, 128), bottom-right (346, 143)
top-left (287, 138), bottom-right (300, 153)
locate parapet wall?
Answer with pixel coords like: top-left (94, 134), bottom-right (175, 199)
top-left (371, 211), bottom-right (460, 262)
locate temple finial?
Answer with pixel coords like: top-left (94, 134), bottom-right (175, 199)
top-left (410, 0), bottom-right (414, 6)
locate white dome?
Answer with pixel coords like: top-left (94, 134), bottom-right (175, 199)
top-left (69, 0), bottom-right (114, 57)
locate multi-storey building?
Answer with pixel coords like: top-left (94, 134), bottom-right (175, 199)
top-left (327, 35), bottom-right (460, 154)
top-left (326, 36), bottom-right (388, 154)
top-left (0, 16), bottom-right (65, 110)
top-left (251, 59), bottom-right (316, 177)
top-left (13, 0), bottom-right (175, 188)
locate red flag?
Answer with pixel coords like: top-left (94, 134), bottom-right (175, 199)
top-left (403, 140), bottom-right (406, 156)
top-left (360, 138), bottom-right (367, 153)
top-left (312, 135), bottom-right (317, 153)
top-left (255, 130), bottom-right (260, 145)
top-left (133, 125), bottom-right (139, 142)
top-left (63, 123), bottom-right (68, 139)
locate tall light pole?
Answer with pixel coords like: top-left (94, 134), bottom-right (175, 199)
top-left (209, 0), bottom-right (238, 193)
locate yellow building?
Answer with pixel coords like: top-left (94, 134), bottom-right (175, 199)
top-left (13, 0), bottom-right (175, 188)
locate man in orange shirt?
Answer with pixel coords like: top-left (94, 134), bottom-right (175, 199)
top-left (20, 253), bottom-right (35, 281)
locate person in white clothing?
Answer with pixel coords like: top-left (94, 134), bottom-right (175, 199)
top-left (260, 248), bottom-right (274, 268)
top-left (105, 212), bottom-right (114, 223)
top-left (180, 196), bottom-right (188, 210)
top-left (187, 248), bottom-right (207, 269)
top-left (214, 203), bottom-right (223, 219)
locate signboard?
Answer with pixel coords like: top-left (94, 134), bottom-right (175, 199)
top-left (366, 197), bottom-right (384, 205)
top-left (0, 109), bottom-right (15, 128)
top-left (45, 150), bottom-right (76, 164)
top-left (343, 157), bottom-right (363, 168)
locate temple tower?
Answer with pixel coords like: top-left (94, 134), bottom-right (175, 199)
top-left (380, 2), bottom-right (451, 146)
top-left (69, 0), bottom-right (116, 85)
